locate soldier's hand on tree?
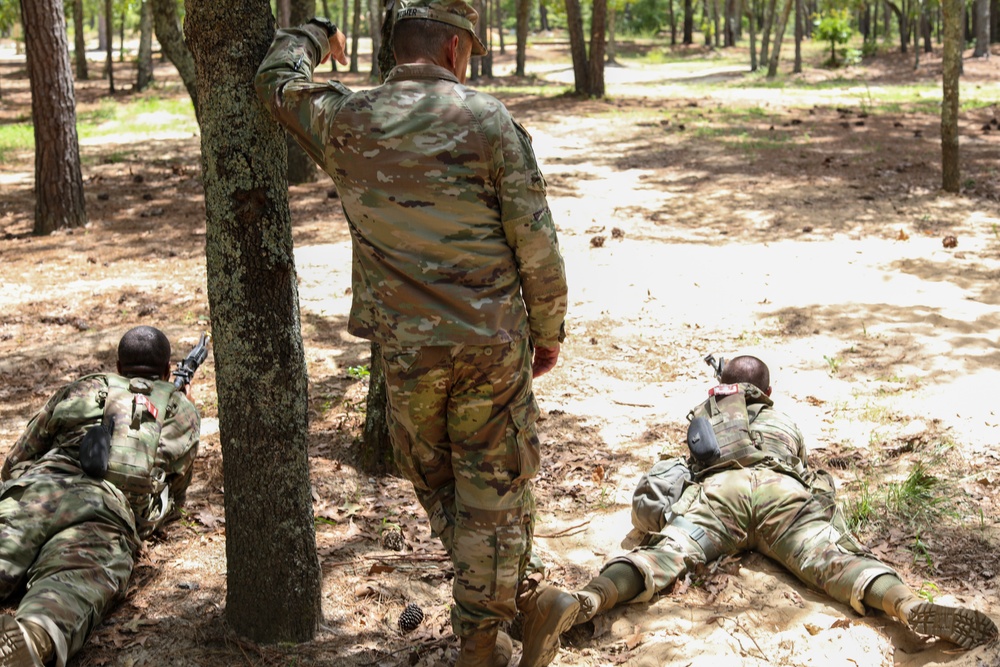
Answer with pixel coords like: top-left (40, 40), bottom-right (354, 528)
top-left (322, 30), bottom-right (349, 67)
top-left (532, 345), bottom-right (560, 378)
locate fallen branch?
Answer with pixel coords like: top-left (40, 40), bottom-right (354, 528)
top-left (535, 520), bottom-right (591, 538)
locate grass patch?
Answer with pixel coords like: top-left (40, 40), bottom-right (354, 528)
top-left (844, 459), bottom-right (956, 534)
top-left (0, 122), bottom-right (33, 164)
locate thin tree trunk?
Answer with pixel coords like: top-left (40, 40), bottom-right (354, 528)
top-left (104, 0), bottom-right (114, 92)
top-left (516, 0), bottom-right (530, 75)
top-left (683, 0), bottom-right (694, 43)
top-left (564, 0), bottom-right (589, 93)
top-left (285, 0), bottom-right (320, 184)
top-left (539, 0), bottom-right (550, 30)
top-left (496, 0), bottom-right (505, 54)
top-left (151, 0), bottom-right (201, 122)
top-left (668, 0), bottom-right (678, 45)
top-left (119, 8), bottom-right (126, 62)
top-left (974, 0), bottom-right (989, 55)
top-left (793, 0), bottom-right (802, 72)
top-left (748, 0), bottom-right (758, 70)
top-left (185, 0), bottom-right (322, 642)
top-left (368, 0), bottom-right (383, 79)
top-left (350, 0), bottom-right (362, 72)
top-left (72, 0), bottom-right (88, 80)
top-left (22, 0), bottom-right (88, 235)
top-left (941, 0), bottom-right (961, 191)
top-left (766, 0), bottom-right (794, 76)
top-left (277, 0), bottom-right (292, 26)
top-left (137, 0), bottom-right (154, 91)
top-left (760, 0), bottom-right (777, 62)
top-left (588, 0), bottom-right (607, 96)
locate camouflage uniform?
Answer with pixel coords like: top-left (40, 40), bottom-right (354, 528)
top-left (255, 22), bottom-right (567, 638)
top-left (612, 400), bottom-right (897, 615)
top-left (0, 375), bottom-right (199, 666)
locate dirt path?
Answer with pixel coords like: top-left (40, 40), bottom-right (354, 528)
top-left (1, 42), bottom-right (999, 667)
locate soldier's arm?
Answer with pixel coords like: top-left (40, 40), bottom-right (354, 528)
top-left (1, 383), bottom-right (77, 480)
top-left (254, 23), bottom-right (353, 168)
top-left (497, 117), bottom-right (568, 349)
top-left (156, 393), bottom-right (201, 509)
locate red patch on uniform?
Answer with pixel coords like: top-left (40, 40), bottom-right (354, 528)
top-left (135, 394), bottom-right (159, 419)
top-left (709, 384), bottom-right (740, 397)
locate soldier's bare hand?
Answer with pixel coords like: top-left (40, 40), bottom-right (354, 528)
top-left (322, 29), bottom-right (349, 66)
top-left (532, 345), bottom-right (560, 378)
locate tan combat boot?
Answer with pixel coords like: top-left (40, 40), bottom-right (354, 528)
top-left (455, 628), bottom-right (513, 667)
top-left (0, 615), bottom-right (49, 667)
top-left (884, 584), bottom-right (999, 649)
top-left (516, 577), bottom-right (580, 667)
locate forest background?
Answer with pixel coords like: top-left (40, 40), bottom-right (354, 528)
top-left (1, 0), bottom-right (1000, 665)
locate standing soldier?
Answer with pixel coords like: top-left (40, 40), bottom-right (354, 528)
top-left (256, 3), bottom-right (576, 666)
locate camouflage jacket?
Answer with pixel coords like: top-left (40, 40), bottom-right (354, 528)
top-left (2, 374), bottom-right (201, 539)
top-left (255, 25), bottom-right (568, 348)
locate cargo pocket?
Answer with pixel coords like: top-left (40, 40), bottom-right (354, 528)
top-left (509, 399), bottom-right (541, 485)
top-left (494, 522), bottom-right (527, 601)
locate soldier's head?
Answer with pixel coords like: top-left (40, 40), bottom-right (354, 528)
top-left (720, 355), bottom-right (771, 396)
top-left (117, 326), bottom-right (172, 381)
top-left (393, 0), bottom-right (487, 81)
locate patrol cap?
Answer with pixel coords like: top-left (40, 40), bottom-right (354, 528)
top-left (395, 0), bottom-right (488, 56)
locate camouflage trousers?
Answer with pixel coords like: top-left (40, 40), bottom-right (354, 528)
top-left (0, 472), bottom-right (138, 667)
top-left (609, 467), bottom-right (896, 614)
top-left (381, 338), bottom-right (540, 638)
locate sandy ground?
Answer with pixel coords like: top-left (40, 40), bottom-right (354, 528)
top-left (1, 38), bottom-right (1000, 667)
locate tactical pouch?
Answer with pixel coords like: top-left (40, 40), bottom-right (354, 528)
top-left (687, 383), bottom-right (770, 477)
top-left (630, 457), bottom-right (693, 534)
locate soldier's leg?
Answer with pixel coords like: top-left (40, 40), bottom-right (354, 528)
top-left (576, 470), bottom-right (754, 624)
top-left (17, 517), bottom-right (135, 666)
top-left (758, 474), bottom-right (997, 647)
top-left (0, 480), bottom-right (66, 601)
top-left (381, 346), bottom-right (459, 555)
top-left (448, 340), bottom-right (577, 667)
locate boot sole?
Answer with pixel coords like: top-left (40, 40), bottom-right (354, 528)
top-left (907, 603), bottom-right (999, 649)
top-left (519, 589), bottom-right (581, 667)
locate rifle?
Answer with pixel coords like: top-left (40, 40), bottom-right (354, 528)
top-left (173, 332), bottom-right (211, 390)
top-left (703, 353), bottom-right (724, 381)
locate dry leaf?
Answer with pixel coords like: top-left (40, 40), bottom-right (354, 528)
top-left (897, 229), bottom-right (910, 240)
top-left (592, 464), bottom-right (605, 484)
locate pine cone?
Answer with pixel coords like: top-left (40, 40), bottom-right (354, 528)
top-left (382, 529), bottom-right (405, 551)
top-left (398, 603), bottom-right (424, 634)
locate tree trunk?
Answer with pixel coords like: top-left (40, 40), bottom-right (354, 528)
top-left (496, 0), bottom-right (505, 54)
top-left (342, 0), bottom-right (350, 43)
top-left (98, 8), bottom-right (108, 51)
top-left (539, 0), bottom-right (550, 30)
top-left (359, 345), bottom-right (396, 474)
top-left (588, 0), bottom-right (606, 96)
top-left (725, 0), bottom-right (737, 45)
top-left (476, 0), bottom-right (492, 77)
top-left (941, 0), bottom-right (961, 191)
top-left (913, 6), bottom-right (921, 67)
top-left (974, 0), bottom-right (990, 56)
top-left (137, 0), bottom-right (154, 91)
top-left (515, 0), bottom-right (530, 75)
top-left (606, 3), bottom-right (618, 63)
top-left (22, 0), bottom-right (88, 235)
top-left (368, 0), bottom-right (383, 79)
top-left (277, 0), bottom-right (292, 26)
top-left (760, 0), bottom-right (776, 63)
top-left (683, 0), bottom-right (694, 43)
top-left (119, 8), bottom-right (126, 62)
top-left (564, 0), bottom-right (589, 94)
top-left (286, 0), bottom-right (319, 185)
top-left (793, 0), bottom-right (802, 72)
top-left (766, 0), bottom-right (793, 76)
top-left (185, 0), bottom-right (322, 642)
top-left (151, 0), bottom-right (201, 123)
top-left (748, 0), bottom-right (758, 70)
top-left (72, 0), bottom-right (88, 80)
top-left (668, 0), bottom-right (678, 45)
top-left (350, 0), bottom-right (362, 72)
top-left (104, 0), bottom-right (115, 92)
